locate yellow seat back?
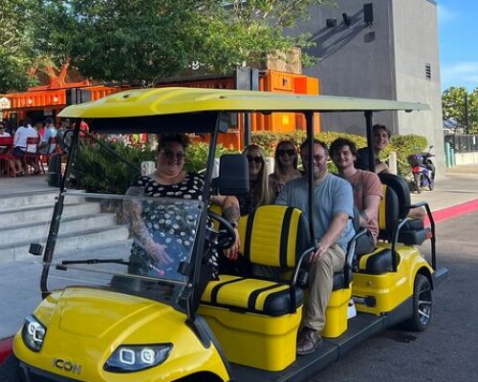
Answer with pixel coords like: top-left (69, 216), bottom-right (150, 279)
top-left (239, 205), bottom-right (311, 268)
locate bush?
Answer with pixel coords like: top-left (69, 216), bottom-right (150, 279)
top-left (72, 139), bottom-right (239, 194)
top-left (72, 140), bottom-right (156, 194)
top-left (387, 135), bottom-right (428, 176)
top-left (72, 132), bottom-right (428, 194)
top-left (184, 142), bottom-right (239, 173)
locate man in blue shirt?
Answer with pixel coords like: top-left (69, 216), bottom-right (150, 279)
top-left (38, 117), bottom-right (58, 155)
top-left (276, 139), bottom-right (355, 355)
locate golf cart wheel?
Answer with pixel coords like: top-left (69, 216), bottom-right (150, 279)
top-left (0, 354), bottom-right (24, 382)
top-left (404, 274), bottom-right (432, 332)
top-left (413, 173), bottom-right (422, 193)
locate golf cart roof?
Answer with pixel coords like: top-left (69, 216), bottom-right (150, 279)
top-left (58, 87), bottom-right (430, 133)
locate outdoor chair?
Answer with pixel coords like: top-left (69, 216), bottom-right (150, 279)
top-left (22, 137), bottom-right (44, 175)
top-left (0, 137), bottom-right (15, 177)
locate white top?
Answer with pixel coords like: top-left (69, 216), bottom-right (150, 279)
top-left (14, 125), bottom-right (39, 152)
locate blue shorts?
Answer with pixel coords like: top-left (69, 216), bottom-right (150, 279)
top-left (13, 147), bottom-right (26, 157)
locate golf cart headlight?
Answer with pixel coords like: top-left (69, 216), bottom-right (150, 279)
top-left (104, 344), bottom-right (172, 372)
top-left (22, 315), bottom-right (46, 352)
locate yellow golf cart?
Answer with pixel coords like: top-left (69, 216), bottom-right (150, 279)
top-left (0, 88), bottom-right (447, 381)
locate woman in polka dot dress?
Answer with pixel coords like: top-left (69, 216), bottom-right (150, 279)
top-left (126, 134), bottom-right (240, 281)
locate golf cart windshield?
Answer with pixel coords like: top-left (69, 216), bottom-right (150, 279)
top-left (43, 191), bottom-right (203, 307)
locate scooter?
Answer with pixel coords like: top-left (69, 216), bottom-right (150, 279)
top-left (408, 146), bottom-right (435, 193)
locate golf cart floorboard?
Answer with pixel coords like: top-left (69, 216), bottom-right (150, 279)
top-left (230, 313), bottom-right (385, 382)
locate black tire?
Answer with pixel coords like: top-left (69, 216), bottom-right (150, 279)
top-left (413, 173), bottom-right (422, 193)
top-left (404, 274), bottom-right (432, 332)
top-left (0, 354), bottom-right (24, 382)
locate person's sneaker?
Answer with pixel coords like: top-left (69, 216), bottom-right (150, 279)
top-left (347, 298), bottom-right (357, 319)
top-left (296, 327), bottom-right (322, 356)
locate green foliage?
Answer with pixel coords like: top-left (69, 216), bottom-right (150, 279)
top-left (388, 134), bottom-right (427, 176)
top-left (0, 0), bottom-right (40, 92)
top-left (185, 142), bottom-right (239, 173)
top-left (442, 86), bottom-right (478, 134)
top-left (73, 140), bottom-right (156, 194)
top-left (72, 139), bottom-right (238, 194)
top-left (34, 0), bottom-right (332, 85)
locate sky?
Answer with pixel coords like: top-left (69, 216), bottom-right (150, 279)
top-left (438, 1), bottom-right (478, 91)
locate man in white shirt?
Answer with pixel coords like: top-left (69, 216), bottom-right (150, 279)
top-left (13, 118), bottom-right (40, 175)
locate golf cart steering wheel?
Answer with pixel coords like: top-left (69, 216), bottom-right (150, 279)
top-left (207, 210), bottom-right (237, 250)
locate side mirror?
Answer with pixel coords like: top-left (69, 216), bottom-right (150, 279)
top-left (212, 154), bottom-right (249, 196)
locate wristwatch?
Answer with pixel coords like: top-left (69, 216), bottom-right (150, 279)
top-left (230, 221), bottom-right (239, 229)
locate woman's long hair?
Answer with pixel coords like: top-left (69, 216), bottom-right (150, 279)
top-left (243, 144), bottom-right (274, 206)
top-left (273, 140), bottom-right (298, 178)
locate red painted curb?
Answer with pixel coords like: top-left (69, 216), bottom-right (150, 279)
top-left (425, 198), bottom-right (478, 226)
top-left (0, 336), bottom-right (13, 365)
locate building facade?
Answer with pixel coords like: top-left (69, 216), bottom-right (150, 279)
top-left (296, 0), bottom-right (444, 173)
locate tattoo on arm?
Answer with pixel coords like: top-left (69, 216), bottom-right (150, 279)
top-left (223, 205), bottom-right (240, 223)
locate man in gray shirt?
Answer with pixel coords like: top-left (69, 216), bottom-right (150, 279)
top-left (276, 139), bottom-right (355, 355)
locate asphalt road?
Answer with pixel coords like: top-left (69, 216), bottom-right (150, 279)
top-left (308, 210), bottom-right (478, 382)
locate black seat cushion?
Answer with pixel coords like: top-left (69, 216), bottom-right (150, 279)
top-left (379, 173), bottom-right (412, 219)
top-left (201, 275), bottom-right (304, 316)
top-left (357, 247), bottom-right (400, 274)
top-left (403, 219), bottom-right (425, 230)
top-left (332, 269), bottom-right (352, 291)
top-left (398, 228), bottom-right (431, 246)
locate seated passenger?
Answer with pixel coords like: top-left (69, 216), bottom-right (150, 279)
top-left (269, 140), bottom-right (302, 197)
top-left (125, 134), bottom-right (240, 282)
top-left (276, 139), bottom-right (355, 355)
top-left (38, 117), bottom-right (58, 155)
top-left (330, 138), bottom-right (383, 256)
top-left (239, 144), bottom-right (274, 216)
top-left (355, 124), bottom-right (391, 174)
top-left (356, 124), bottom-right (426, 221)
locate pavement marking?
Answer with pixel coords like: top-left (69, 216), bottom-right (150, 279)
top-left (427, 197), bottom-right (478, 225)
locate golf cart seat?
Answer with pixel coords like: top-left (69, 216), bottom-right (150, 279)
top-left (356, 184), bottom-right (400, 274)
top-left (379, 173), bottom-right (432, 246)
top-left (199, 205), bottom-right (310, 371)
top-left (202, 205), bottom-right (310, 315)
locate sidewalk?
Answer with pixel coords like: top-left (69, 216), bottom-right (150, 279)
top-left (410, 164), bottom-right (478, 222)
top-left (1, 165), bottom-right (478, 339)
top-left (0, 174), bottom-right (54, 195)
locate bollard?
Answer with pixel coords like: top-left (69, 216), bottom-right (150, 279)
top-left (445, 142), bottom-right (451, 168)
top-left (141, 161), bottom-right (155, 176)
top-left (47, 153), bottom-right (63, 187)
top-left (450, 147), bottom-right (456, 168)
top-left (389, 152), bottom-right (398, 174)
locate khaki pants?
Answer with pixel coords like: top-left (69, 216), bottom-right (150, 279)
top-left (303, 243), bottom-right (346, 332)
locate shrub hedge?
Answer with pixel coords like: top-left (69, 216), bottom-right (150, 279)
top-left (72, 131), bottom-right (427, 194)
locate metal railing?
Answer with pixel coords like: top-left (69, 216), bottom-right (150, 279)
top-left (445, 134), bottom-right (478, 153)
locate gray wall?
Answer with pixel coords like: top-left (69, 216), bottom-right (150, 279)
top-left (391, 0), bottom-right (445, 174)
top-left (290, 0), bottom-right (444, 175)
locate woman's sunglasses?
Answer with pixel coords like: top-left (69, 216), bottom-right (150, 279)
top-left (278, 149), bottom-right (296, 157)
top-left (247, 155), bottom-right (263, 164)
top-left (160, 149), bottom-right (186, 162)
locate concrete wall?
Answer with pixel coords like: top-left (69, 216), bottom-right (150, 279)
top-left (455, 152), bottom-right (478, 166)
top-left (391, 0), bottom-right (445, 176)
top-left (297, 0), bottom-right (396, 134)
top-left (289, 0), bottom-right (444, 176)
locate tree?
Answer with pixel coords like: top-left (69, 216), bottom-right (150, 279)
top-left (442, 86), bottom-right (478, 134)
top-left (0, 0), bottom-right (40, 92)
top-left (34, 0), bottom-right (333, 86)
